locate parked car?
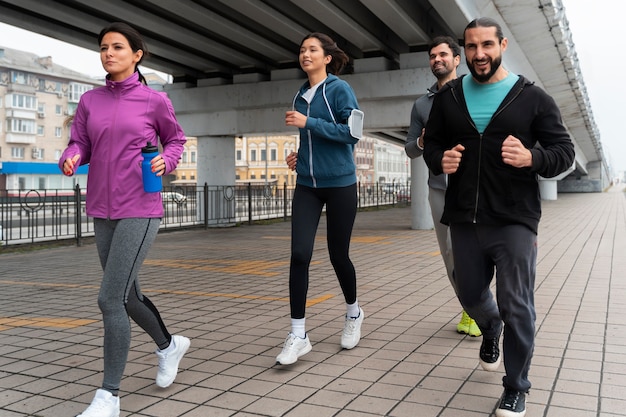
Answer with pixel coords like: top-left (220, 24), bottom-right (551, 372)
top-left (161, 191), bottom-right (187, 207)
top-left (396, 187), bottom-right (410, 202)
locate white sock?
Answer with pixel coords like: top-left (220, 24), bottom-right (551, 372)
top-left (346, 301), bottom-right (360, 319)
top-left (291, 318), bottom-right (306, 339)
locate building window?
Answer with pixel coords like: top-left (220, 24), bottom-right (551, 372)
top-left (55, 105), bottom-right (62, 115)
top-left (9, 119), bottom-right (36, 134)
top-left (69, 82), bottom-right (93, 103)
top-left (39, 177), bottom-right (46, 189)
top-left (9, 94), bottom-right (37, 110)
top-left (250, 149), bottom-right (257, 161)
top-left (261, 149), bottom-right (267, 161)
top-left (37, 125), bottom-right (44, 136)
top-left (236, 150), bottom-right (242, 160)
top-left (55, 127), bottom-right (62, 137)
top-left (11, 147), bottom-right (25, 159)
top-left (191, 151), bottom-right (196, 163)
top-left (270, 149), bottom-right (277, 161)
top-left (182, 152), bottom-right (188, 163)
top-left (11, 71), bottom-right (33, 85)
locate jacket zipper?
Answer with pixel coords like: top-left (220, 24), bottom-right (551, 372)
top-left (306, 101), bottom-right (316, 187)
top-left (450, 81), bottom-right (525, 223)
top-left (451, 86), bottom-right (482, 222)
top-left (108, 86), bottom-right (120, 220)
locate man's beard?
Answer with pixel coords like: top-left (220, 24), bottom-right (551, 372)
top-left (467, 55), bottom-right (502, 83)
top-left (431, 64), bottom-right (452, 80)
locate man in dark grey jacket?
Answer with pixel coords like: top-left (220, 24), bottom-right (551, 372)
top-left (424, 17), bottom-right (575, 417)
top-left (405, 36), bottom-right (481, 337)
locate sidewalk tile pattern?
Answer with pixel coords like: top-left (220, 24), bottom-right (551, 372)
top-left (0, 187), bottom-right (624, 416)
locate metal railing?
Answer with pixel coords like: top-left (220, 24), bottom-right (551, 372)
top-left (0, 182), bottom-right (408, 247)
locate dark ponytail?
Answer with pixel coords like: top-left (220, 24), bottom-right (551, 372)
top-left (300, 32), bottom-right (349, 75)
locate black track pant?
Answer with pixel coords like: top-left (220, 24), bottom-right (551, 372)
top-left (289, 183), bottom-right (358, 318)
top-left (450, 222), bottom-right (537, 392)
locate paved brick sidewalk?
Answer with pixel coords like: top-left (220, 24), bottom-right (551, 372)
top-left (0, 186), bottom-right (624, 416)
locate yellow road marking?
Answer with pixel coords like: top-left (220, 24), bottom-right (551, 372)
top-left (0, 280), bottom-right (334, 305)
top-left (0, 317), bottom-right (98, 329)
top-left (139, 288), bottom-right (334, 306)
top-left (144, 259), bottom-right (288, 277)
top-left (393, 250), bottom-right (442, 256)
top-left (351, 236), bottom-right (393, 243)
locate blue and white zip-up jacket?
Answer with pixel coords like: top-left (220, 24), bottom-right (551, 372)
top-left (291, 74), bottom-right (360, 188)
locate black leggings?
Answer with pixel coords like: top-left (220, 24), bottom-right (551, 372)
top-left (289, 183), bottom-right (358, 318)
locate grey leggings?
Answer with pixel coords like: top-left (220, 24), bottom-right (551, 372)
top-left (94, 218), bottom-right (171, 395)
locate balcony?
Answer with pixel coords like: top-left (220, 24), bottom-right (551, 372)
top-left (5, 108), bottom-right (36, 119)
top-left (5, 133), bottom-right (36, 144)
top-left (7, 83), bottom-right (36, 94)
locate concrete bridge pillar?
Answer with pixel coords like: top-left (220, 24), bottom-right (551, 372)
top-left (196, 135), bottom-right (236, 187)
top-left (410, 158), bottom-right (433, 230)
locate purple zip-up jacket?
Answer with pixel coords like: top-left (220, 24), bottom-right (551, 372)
top-left (59, 71), bottom-right (186, 219)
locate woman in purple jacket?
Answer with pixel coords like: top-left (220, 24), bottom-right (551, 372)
top-left (60, 22), bottom-right (189, 417)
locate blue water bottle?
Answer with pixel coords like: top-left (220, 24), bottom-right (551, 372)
top-left (141, 141), bottom-right (162, 193)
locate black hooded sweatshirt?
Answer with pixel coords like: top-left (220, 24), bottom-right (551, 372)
top-left (423, 74), bottom-right (575, 233)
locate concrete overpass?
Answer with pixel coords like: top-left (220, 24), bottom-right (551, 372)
top-left (0, 0), bottom-right (609, 229)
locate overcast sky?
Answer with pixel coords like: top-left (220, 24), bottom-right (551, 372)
top-left (562, 0), bottom-right (623, 175)
top-left (0, 1), bottom-right (622, 174)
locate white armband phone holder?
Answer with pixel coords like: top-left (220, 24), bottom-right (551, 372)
top-left (348, 109), bottom-right (364, 139)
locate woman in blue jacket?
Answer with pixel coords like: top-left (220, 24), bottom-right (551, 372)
top-left (276, 32), bottom-right (364, 365)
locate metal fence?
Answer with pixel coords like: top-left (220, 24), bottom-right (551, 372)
top-left (0, 182), bottom-right (409, 247)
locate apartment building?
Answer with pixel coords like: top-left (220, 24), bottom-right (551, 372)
top-left (0, 46), bottom-right (101, 191)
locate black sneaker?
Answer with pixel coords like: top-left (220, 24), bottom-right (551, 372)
top-left (479, 332), bottom-right (501, 371)
top-left (495, 388), bottom-right (526, 417)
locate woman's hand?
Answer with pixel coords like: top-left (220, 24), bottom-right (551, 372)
top-left (63, 154), bottom-right (81, 176)
top-left (151, 154), bottom-right (166, 176)
top-left (285, 110), bottom-right (307, 129)
top-left (286, 152), bottom-right (298, 171)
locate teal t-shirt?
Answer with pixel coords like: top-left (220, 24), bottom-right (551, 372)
top-left (463, 72), bottom-right (519, 134)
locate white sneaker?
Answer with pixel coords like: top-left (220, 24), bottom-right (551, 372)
top-left (341, 307), bottom-right (364, 349)
top-left (155, 335), bottom-right (190, 388)
top-left (76, 389), bottom-right (120, 417)
top-left (276, 333), bottom-right (312, 365)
